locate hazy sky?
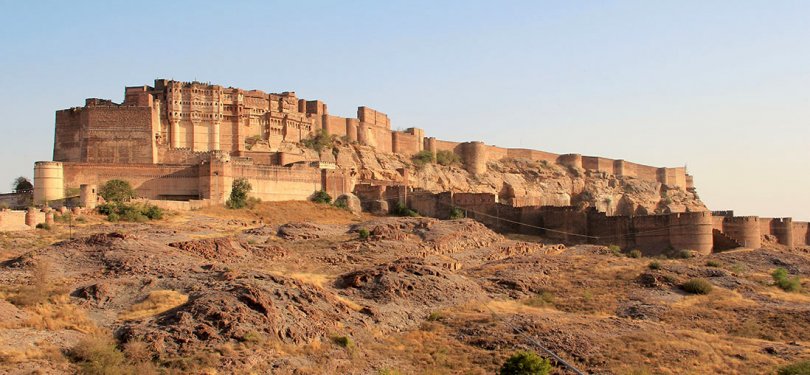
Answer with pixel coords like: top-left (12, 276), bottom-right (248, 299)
top-left (0, 1), bottom-right (807, 220)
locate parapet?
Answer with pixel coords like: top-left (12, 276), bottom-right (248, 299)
top-left (668, 212), bottom-right (713, 255)
top-left (722, 216), bottom-right (761, 248)
top-left (557, 154), bottom-right (583, 169)
top-left (357, 106), bottom-right (390, 129)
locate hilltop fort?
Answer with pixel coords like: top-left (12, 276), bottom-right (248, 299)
top-left (10, 79), bottom-right (807, 252)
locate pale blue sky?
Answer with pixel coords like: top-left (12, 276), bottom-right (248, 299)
top-left (0, 1), bottom-right (807, 219)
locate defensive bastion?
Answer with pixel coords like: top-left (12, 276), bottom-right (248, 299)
top-left (26, 79), bottom-right (809, 253)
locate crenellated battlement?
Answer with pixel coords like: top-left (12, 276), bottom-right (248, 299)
top-left (52, 79), bottom-right (693, 188)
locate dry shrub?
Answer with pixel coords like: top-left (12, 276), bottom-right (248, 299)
top-left (70, 335), bottom-right (127, 375)
top-left (21, 294), bottom-right (98, 333)
top-left (8, 259), bottom-right (58, 306)
top-left (119, 290), bottom-right (188, 321)
top-left (70, 335), bottom-right (160, 375)
top-left (681, 278), bottom-right (713, 294)
top-left (0, 340), bottom-right (64, 364)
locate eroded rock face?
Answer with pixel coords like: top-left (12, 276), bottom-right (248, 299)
top-left (168, 237), bottom-right (287, 262)
top-left (324, 143), bottom-right (705, 215)
top-left (335, 258), bottom-right (486, 330)
top-left (121, 276), bottom-right (366, 357)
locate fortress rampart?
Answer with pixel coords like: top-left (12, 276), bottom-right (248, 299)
top-left (395, 189), bottom-right (721, 254)
top-left (51, 79), bottom-right (694, 191)
top-left (33, 156), bottom-right (352, 207)
top-left (390, 189), bottom-right (807, 253)
top-left (721, 216), bottom-right (762, 249)
top-left (33, 78), bottom-right (809, 249)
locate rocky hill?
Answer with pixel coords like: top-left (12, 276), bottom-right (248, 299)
top-left (0, 201), bottom-right (807, 374)
top-left (314, 142), bottom-right (706, 215)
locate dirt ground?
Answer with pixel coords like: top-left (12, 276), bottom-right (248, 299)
top-left (0, 201), bottom-right (808, 374)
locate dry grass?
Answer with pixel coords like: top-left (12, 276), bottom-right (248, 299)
top-left (119, 290), bottom-right (188, 321)
top-left (198, 200), bottom-right (369, 224)
top-left (70, 334), bottom-right (160, 375)
top-left (7, 259), bottom-right (58, 307)
top-left (287, 272), bottom-right (329, 288)
top-left (19, 294), bottom-right (99, 333)
top-left (0, 339), bottom-right (65, 364)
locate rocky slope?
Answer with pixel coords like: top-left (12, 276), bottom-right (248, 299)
top-left (0, 202), bottom-right (808, 374)
top-left (321, 142), bottom-right (706, 215)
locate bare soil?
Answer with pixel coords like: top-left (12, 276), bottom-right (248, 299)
top-left (0, 201), bottom-right (808, 374)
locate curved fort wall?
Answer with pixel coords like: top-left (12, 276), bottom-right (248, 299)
top-left (460, 142), bottom-right (488, 175)
top-left (51, 79), bottom-right (692, 189)
top-left (722, 216), bottom-right (761, 248)
top-left (760, 218), bottom-right (794, 246)
top-left (33, 162), bottom-right (64, 205)
top-left (669, 211), bottom-right (713, 255)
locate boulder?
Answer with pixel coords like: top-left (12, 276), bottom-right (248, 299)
top-left (335, 193), bottom-right (362, 214)
top-left (368, 199), bottom-right (389, 215)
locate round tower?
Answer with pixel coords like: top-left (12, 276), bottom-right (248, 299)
top-left (669, 211), bottom-right (713, 255)
top-left (723, 216), bottom-right (761, 249)
top-left (80, 184), bottom-right (98, 209)
top-left (33, 161), bottom-right (64, 206)
top-left (770, 218), bottom-right (794, 247)
top-left (345, 119), bottom-right (358, 142)
top-left (25, 207), bottom-right (37, 227)
top-left (425, 137), bottom-right (437, 156)
top-left (557, 154), bottom-right (583, 169)
top-left (461, 141), bottom-right (488, 175)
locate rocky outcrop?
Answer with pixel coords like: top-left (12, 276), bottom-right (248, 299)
top-left (321, 142), bottom-right (705, 216)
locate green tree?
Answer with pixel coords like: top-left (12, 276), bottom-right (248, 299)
top-left (99, 179), bottom-right (135, 203)
top-left (302, 129), bottom-right (333, 153)
top-left (226, 178), bottom-right (252, 209)
top-left (435, 150), bottom-right (461, 166)
top-left (12, 176), bottom-right (33, 193)
top-left (310, 190), bottom-right (332, 204)
top-left (500, 351), bottom-right (552, 375)
top-left (412, 150), bottom-right (435, 168)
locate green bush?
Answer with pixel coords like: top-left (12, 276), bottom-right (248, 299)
top-left (412, 150), bottom-right (435, 168)
top-left (143, 204), bottom-right (163, 220)
top-left (35, 223), bottom-right (51, 230)
top-left (449, 207), bottom-right (465, 219)
top-left (499, 351), bottom-right (552, 375)
top-left (706, 260), bottom-right (721, 267)
top-left (628, 249), bottom-right (643, 258)
top-left (302, 129), bottom-right (333, 152)
top-left (311, 190), bottom-right (332, 204)
top-left (648, 261), bottom-right (661, 270)
top-left (226, 178), bottom-right (253, 209)
top-left (608, 245), bottom-right (622, 256)
top-left (435, 150), bottom-right (461, 166)
top-left (358, 228), bottom-right (370, 241)
top-left (97, 203), bottom-right (163, 222)
top-left (99, 179), bottom-right (136, 203)
top-left (333, 198), bottom-right (348, 210)
top-left (772, 268), bottom-right (802, 293)
top-left (778, 360), bottom-right (810, 375)
top-left (331, 335), bottom-right (354, 350)
top-left (682, 278), bottom-right (713, 294)
top-left (391, 202), bottom-right (418, 217)
top-left (671, 249), bottom-right (694, 259)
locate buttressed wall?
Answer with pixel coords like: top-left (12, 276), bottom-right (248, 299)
top-left (52, 79), bottom-right (692, 188)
